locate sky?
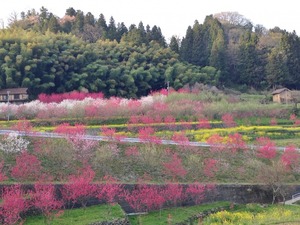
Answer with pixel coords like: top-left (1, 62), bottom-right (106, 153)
top-left (0, 0), bottom-right (299, 41)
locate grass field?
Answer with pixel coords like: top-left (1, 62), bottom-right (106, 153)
top-left (24, 204), bottom-right (125, 225)
top-left (22, 201), bottom-right (300, 225)
top-left (129, 202), bottom-right (300, 225)
top-left (128, 201), bottom-right (230, 225)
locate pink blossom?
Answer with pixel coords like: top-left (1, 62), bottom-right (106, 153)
top-left (256, 137), bottom-right (277, 159)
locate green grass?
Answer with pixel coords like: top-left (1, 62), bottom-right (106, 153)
top-left (128, 201), bottom-right (230, 225)
top-left (236, 117), bottom-right (292, 126)
top-left (128, 202), bottom-right (300, 225)
top-left (274, 138), bottom-right (300, 148)
top-left (24, 204), bottom-right (125, 225)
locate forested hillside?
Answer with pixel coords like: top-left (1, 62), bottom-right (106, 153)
top-left (1, 8), bottom-right (300, 99)
top-left (178, 12), bottom-right (300, 91)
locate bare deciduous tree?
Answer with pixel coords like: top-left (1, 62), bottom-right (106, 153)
top-left (7, 11), bottom-right (18, 27)
top-left (213, 12), bottom-right (252, 28)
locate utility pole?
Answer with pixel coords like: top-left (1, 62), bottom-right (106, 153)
top-left (167, 81), bottom-right (170, 96)
top-left (7, 90), bottom-right (10, 121)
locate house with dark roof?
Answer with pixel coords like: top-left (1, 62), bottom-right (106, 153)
top-left (0, 88), bottom-right (28, 103)
top-left (271, 88), bottom-right (292, 104)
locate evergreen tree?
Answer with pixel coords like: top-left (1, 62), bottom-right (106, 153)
top-left (137, 21), bottom-right (147, 44)
top-left (191, 20), bottom-right (204, 66)
top-left (107, 17), bottom-right (117, 40)
top-left (20, 12), bottom-right (26, 20)
top-left (180, 26), bottom-right (193, 62)
top-left (48, 15), bottom-right (60, 33)
top-left (39, 6), bottom-right (50, 32)
top-left (116, 22), bottom-right (128, 42)
top-left (84, 12), bottom-right (95, 26)
top-left (237, 31), bottom-right (265, 88)
top-left (146, 24), bottom-right (151, 41)
top-left (169, 36), bottom-right (180, 53)
top-left (39, 6), bottom-right (49, 20)
top-left (281, 31), bottom-right (300, 89)
top-left (96, 14), bottom-right (108, 39)
top-left (266, 46), bottom-right (289, 88)
top-left (208, 18), bottom-right (226, 71)
top-left (121, 26), bottom-right (144, 45)
top-left (66, 7), bottom-right (76, 17)
top-left (74, 10), bottom-right (85, 32)
top-left (128, 24), bottom-right (136, 31)
top-left (150, 26), bottom-right (166, 47)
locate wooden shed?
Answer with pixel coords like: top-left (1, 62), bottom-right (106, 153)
top-left (0, 88), bottom-right (28, 103)
top-left (271, 88), bottom-right (292, 104)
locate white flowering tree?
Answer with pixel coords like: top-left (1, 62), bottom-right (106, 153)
top-left (0, 132), bottom-right (29, 153)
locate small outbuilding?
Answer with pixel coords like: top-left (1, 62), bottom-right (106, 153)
top-left (271, 88), bottom-right (292, 104)
top-left (0, 88), bottom-right (28, 104)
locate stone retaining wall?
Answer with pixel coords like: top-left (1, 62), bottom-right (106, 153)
top-left (88, 218), bottom-right (130, 225)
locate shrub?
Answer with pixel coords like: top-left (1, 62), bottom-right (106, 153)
top-left (0, 185), bottom-right (29, 225)
top-left (11, 152), bottom-right (43, 182)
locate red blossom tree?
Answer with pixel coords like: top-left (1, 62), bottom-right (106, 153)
top-left (123, 184), bottom-right (165, 213)
top-left (163, 183), bottom-right (183, 207)
top-left (32, 137), bottom-right (46, 154)
top-left (207, 134), bottom-right (225, 153)
top-left (84, 105), bottom-right (99, 118)
top-left (221, 114), bottom-right (236, 127)
top-left (54, 123), bottom-right (85, 135)
top-left (138, 127), bottom-right (161, 144)
top-left (54, 123), bottom-right (98, 162)
top-left (12, 119), bottom-right (33, 133)
top-left (128, 115), bottom-right (140, 124)
top-left (152, 102), bottom-right (169, 115)
top-left (281, 145), bottom-right (300, 169)
top-left (38, 91), bottom-right (104, 103)
top-left (11, 151), bottom-right (43, 182)
top-left (180, 119), bottom-right (192, 129)
top-left (226, 133), bottom-right (247, 153)
top-left (97, 175), bottom-right (123, 205)
top-left (127, 116), bottom-right (140, 131)
top-left (153, 114), bottom-right (163, 123)
top-left (270, 117), bottom-right (277, 126)
top-left (32, 182), bottom-right (63, 224)
top-left (164, 115), bottom-right (176, 129)
top-left (62, 165), bottom-right (97, 208)
top-left (294, 119), bottom-right (300, 127)
top-left (256, 137), bottom-right (277, 159)
top-left (143, 186), bottom-right (165, 211)
top-left (203, 158), bottom-right (218, 178)
top-left (122, 186), bottom-right (147, 213)
top-left (0, 185), bottom-right (29, 225)
top-left (125, 146), bottom-right (140, 157)
top-left (163, 153), bottom-right (187, 181)
top-left (140, 115), bottom-right (154, 124)
top-left (101, 126), bottom-right (117, 140)
top-left (171, 131), bottom-right (190, 146)
top-left (290, 114), bottom-right (297, 121)
top-left (184, 183), bottom-right (206, 204)
top-left (127, 100), bottom-right (142, 114)
top-left (197, 118), bottom-right (211, 129)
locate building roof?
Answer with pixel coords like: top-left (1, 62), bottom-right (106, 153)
top-left (0, 88), bottom-right (28, 95)
top-left (271, 88), bottom-right (290, 95)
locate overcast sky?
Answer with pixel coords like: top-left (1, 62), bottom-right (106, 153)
top-left (0, 0), bottom-right (299, 41)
